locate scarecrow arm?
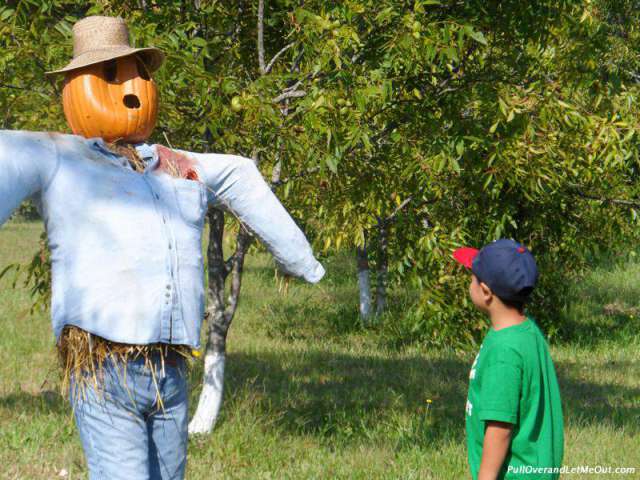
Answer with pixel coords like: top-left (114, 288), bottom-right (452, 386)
top-left (0, 131), bottom-right (57, 226)
top-left (189, 152), bottom-right (325, 283)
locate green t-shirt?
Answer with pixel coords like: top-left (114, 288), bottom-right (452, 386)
top-left (466, 317), bottom-right (564, 480)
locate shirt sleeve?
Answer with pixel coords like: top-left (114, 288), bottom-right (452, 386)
top-left (188, 151), bottom-right (325, 283)
top-left (477, 345), bottom-right (523, 424)
top-left (0, 130), bottom-right (58, 226)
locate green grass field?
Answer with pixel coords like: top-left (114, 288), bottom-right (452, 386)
top-left (0, 221), bottom-right (638, 479)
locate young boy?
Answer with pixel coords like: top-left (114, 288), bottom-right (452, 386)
top-left (453, 239), bottom-right (564, 480)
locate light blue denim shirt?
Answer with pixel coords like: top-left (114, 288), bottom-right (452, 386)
top-left (0, 130), bottom-right (324, 348)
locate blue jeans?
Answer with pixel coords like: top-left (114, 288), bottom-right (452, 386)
top-left (70, 352), bottom-right (188, 480)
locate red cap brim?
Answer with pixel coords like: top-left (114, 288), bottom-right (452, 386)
top-left (453, 247), bottom-right (479, 269)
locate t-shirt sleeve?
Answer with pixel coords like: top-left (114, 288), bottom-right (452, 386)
top-left (477, 345), bottom-right (523, 424)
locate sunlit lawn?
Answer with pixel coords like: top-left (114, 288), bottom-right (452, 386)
top-left (0, 221), bottom-right (638, 479)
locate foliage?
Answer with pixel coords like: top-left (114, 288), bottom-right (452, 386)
top-left (0, 231), bottom-right (50, 313)
top-left (2, 0), bottom-right (640, 347)
top-left (13, 201), bottom-right (40, 221)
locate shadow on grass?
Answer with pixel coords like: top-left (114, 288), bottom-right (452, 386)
top-left (190, 349), bottom-right (640, 446)
top-left (556, 260), bottom-right (640, 346)
top-left (556, 360), bottom-right (640, 434)
top-left (0, 389), bottom-right (67, 415)
top-left (559, 312), bottom-right (640, 347)
top-left (1, 355), bottom-right (636, 449)
top-left (189, 350), bottom-right (469, 446)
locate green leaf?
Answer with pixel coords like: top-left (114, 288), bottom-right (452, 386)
top-left (498, 98), bottom-right (508, 117)
top-left (325, 156), bottom-right (338, 174)
top-left (1, 8), bottom-right (15, 21)
top-left (192, 37), bottom-right (208, 48)
top-left (468, 30), bottom-right (487, 46)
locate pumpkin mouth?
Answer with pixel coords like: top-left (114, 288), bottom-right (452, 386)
top-left (123, 94), bottom-right (141, 109)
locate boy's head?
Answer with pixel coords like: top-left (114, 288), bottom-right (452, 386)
top-left (453, 239), bottom-right (538, 314)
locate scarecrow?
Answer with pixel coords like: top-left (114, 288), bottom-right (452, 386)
top-left (0, 16), bottom-right (324, 480)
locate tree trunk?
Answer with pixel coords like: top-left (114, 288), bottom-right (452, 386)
top-left (188, 208), bottom-right (252, 435)
top-left (189, 208), bottom-right (227, 435)
top-left (190, 0), bottom-right (294, 435)
top-left (356, 243), bottom-right (372, 323)
top-left (376, 221), bottom-right (388, 316)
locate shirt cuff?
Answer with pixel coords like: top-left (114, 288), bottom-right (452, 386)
top-left (304, 261), bottom-right (326, 284)
top-left (478, 409), bottom-right (517, 424)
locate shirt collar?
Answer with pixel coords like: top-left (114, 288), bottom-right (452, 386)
top-left (134, 143), bottom-right (160, 171)
top-left (87, 138), bottom-right (159, 172)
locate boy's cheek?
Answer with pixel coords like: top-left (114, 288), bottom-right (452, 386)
top-left (469, 282), bottom-right (485, 310)
top-left (470, 291), bottom-right (481, 308)
top-left (469, 280), bottom-right (479, 303)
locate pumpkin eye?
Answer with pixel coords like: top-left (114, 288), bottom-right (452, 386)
top-left (136, 56), bottom-right (151, 80)
top-left (103, 60), bottom-right (117, 82)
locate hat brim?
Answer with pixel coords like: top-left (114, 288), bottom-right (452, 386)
top-left (453, 247), bottom-right (479, 269)
top-left (45, 47), bottom-right (164, 76)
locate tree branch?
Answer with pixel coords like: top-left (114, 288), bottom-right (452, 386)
top-left (272, 166), bottom-right (320, 187)
top-left (265, 42), bottom-right (295, 74)
top-left (258, 0), bottom-right (266, 74)
top-left (223, 256), bottom-right (233, 279)
top-left (273, 90), bottom-right (306, 103)
top-left (385, 196), bottom-right (414, 223)
top-left (206, 208), bottom-right (227, 314)
top-left (571, 188), bottom-right (640, 208)
top-left (383, 191), bottom-right (437, 226)
top-left (291, 50), bottom-right (304, 73)
top-left (0, 83), bottom-right (29, 90)
top-left (224, 229), bottom-right (253, 319)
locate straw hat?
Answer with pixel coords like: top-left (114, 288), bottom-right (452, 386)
top-left (46, 16), bottom-right (164, 76)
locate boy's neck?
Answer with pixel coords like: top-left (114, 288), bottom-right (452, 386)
top-left (488, 307), bottom-right (526, 331)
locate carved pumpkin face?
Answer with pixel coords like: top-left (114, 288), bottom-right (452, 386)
top-left (62, 55), bottom-right (158, 143)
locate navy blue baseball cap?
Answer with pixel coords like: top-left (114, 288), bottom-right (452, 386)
top-left (453, 239), bottom-right (538, 302)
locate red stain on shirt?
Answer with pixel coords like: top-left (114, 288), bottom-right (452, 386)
top-left (155, 145), bottom-right (200, 182)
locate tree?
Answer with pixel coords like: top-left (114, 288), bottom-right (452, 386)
top-left (260, 0), bottom-right (640, 344)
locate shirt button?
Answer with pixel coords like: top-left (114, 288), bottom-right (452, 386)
top-left (155, 194), bottom-right (160, 200)
top-left (166, 285), bottom-right (171, 290)
top-left (165, 292), bottom-right (171, 298)
top-left (168, 244), bottom-right (172, 250)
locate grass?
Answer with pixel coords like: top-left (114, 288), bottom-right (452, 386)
top-left (0, 221), bottom-right (638, 479)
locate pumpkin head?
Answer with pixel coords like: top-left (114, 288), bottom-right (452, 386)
top-left (62, 54), bottom-right (158, 143)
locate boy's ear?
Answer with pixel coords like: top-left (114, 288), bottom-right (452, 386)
top-left (479, 281), bottom-right (493, 299)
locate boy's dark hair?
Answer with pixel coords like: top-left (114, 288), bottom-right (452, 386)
top-left (497, 287), bottom-right (533, 313)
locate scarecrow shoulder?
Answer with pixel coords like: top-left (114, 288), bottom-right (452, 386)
top-left (0, 129), bottom-right (59, 161)
top-left (0, 130), bottom-right (84, 158)
top-left (156, 146), bottom-right (257, 184)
